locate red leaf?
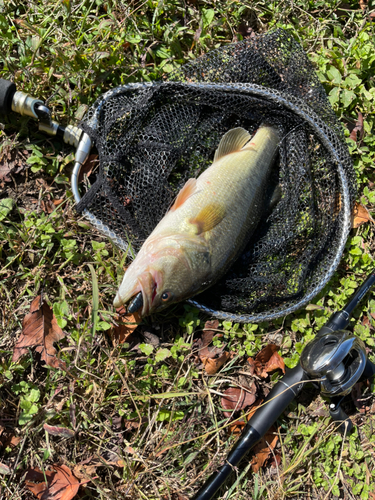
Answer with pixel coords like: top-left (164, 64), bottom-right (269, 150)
top-left (201, 351), bottom-right (231, 375)
top-left (251, 425), bottom-right (278, 472)
top-left (0, 462), bottom-right (11, 475)
top-left (352, 202), bottom-right (374, 228)
top-left (77, 154), bottom-right (98, 184)
top-left (349, 112), bottom-right (364, 143)
top-left (12, 296), bottom-right (66, 370)
top-left (25, 464), bottom-right (80, 500)
top-left (247, 357), bottom-right (256, 375)
top-left (43, 424), bottom-right (75, 438)
top-left (110, 309), bottom-right (142, 344)
top-left (221, 387), bottom-right (256, 418)
top-left (254, 344), bottom-right (285, 378)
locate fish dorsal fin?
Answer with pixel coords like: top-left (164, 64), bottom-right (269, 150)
top-left (170, 178), bottom-right (197, 211)
top-left (190, 203), bottom-right (226, 234)
top-left (214, 127), bottom-right (252, 162)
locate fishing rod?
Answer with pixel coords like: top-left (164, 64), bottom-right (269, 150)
top-left (192, 272), bottom-right (375, 500)
top-left (0, 78), bottom-right (92, 191)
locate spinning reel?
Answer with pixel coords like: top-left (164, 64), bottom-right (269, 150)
top-left (193, 273), bottom-right (375, 500)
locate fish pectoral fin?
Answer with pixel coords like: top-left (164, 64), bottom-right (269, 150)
top-left (170, 178), bottom-right (197, 211)
top-left (213, 127), bottom-right (253, 162)
top-left (190, 203), bottom-right (226, 234)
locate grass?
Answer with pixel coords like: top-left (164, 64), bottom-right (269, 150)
top-left (1, 0), bottom-right (375, 499)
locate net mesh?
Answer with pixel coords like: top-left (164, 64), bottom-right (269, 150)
top-left (76, 29), bottom-right (356, 322)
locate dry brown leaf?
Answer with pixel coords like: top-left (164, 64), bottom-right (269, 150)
top-left (73, 451), bottom-right (127, 479)
top-left (352, 202), bottom-right (375, 228)
top-left (349, 112), bottom-right (364, 143)
top-left (78, 154), bottom-right (98, 183)
top-left (0, 146), bottom-right (28, 184)
top-left (12, 296), bottom-right (66, 370)
top-left (251, 425), bottom-right (278, 473)
top-left (229, 398), bottom-right (262, 435)
top-left (25, 464), bottom-right (80, 500)
top-left (247, 356), bottom-right (256, 375)
top-left (221, 387), bottom-right (256, 419)
top-left (264, 351), bottom-right (286, 375)
top-left (110, 308), bottom-right (142, 344)
top-left (201, 351), bottom-right (230, 375)
top-left (254, 344), bottom-right (285, 378)
top-left (43, 424), bottom-right (75, 438)
top-left (0, 462), bottom-right (11, 475)
top-left (195, 320), bottom-right (225, 360)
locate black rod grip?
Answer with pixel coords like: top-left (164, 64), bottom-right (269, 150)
top-left (248, 364), bottom-right (307, 436)
top-left (192, 364), bottom-right (308, 500)
top-left (0, 78), bottom-right (16, 115)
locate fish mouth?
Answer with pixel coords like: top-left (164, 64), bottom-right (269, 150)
top-left (114, 271), bottom-right (160, 316)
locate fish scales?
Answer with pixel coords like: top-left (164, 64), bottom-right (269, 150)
top-left (114, 125), bottom-right (280, 315)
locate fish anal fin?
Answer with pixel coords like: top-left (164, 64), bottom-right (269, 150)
top-left (190, 203), bottom-right (226, 234)
top-left (214, 127), bottom-right (252, 162)
top-left (170, 178), bottom-right (197, 211)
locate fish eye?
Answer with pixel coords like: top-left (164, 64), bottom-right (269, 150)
top-left (161, 291), bottom-right (172, 302)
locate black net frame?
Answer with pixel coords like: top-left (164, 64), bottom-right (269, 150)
top-left (74, 29), bottom-right (356, 322)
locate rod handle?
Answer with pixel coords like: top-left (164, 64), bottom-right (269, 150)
top-left (0, 78), bottom-right (16, 115)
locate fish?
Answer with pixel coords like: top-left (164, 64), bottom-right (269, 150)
top-left (113, 125), bottom-right (280, 316)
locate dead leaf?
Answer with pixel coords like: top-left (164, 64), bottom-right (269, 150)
top-left (12, 296), bottom-right (66, 370)
top-left (110, 308), bottom-right (142, 344)
top-left (0, 146), bottom-right (28, 184)
top-left (251, 425), bottom-right (278, 472)
top-left (78, 154), bottom-right (98, 183)
top-left (229, 398), bottom-right (262, 435)
top-left (73, 451), bottom-right (127, 479)
top-left (25, 464), bottom-right (80, 500)
top-left (43, 424), bottom-right (75, 438)
top-left (247, 356), bottom-right (256, 375)
top-left (254, 344), bottom-right (285, 378)
top-left (349, 112), bottom-right (364, 143)
top-left (0, 463), bottom-right (11, 475)
top-left (194, 320), bottom-right (224, 360)
top-left (221, 387), bottom-right (256, 418)
top-left (264, 351), bottom-right (286, 374)
top-left (352, 202), bottom-right (375, 228)
top-left (201, 351), bottom-right (231, 375)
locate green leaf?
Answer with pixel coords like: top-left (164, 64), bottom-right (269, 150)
top-left (139, 343), bottom-right (154, 356)
top-left (27, 388), bottom-right (40, 402)
top-left (0, 198), bottom-right (14, 221)
top-left (326, 66), bottom-right (342, 84)
top-left (156, 409), bottom-right (185, 422)
top-left (344, 74), bottom-right (361, 88)
top-left (155, 348), bottom-right (171, 362)
top-left (202, 9), bottom-right (215, 28)
top-left (341, 89), bottom-right (355, 108)
top-left (53, 301), bottom-right (69, 329)
top-left (328, 87), bottom-right (340, 106)
top-left (126, 33), bottom-right (142, 44)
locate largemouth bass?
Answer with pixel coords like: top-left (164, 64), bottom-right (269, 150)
top-left (113, 125), bottom-right (280, 315)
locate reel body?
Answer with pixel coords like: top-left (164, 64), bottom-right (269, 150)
top-left (300, 330), bottom-right (367, 396)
